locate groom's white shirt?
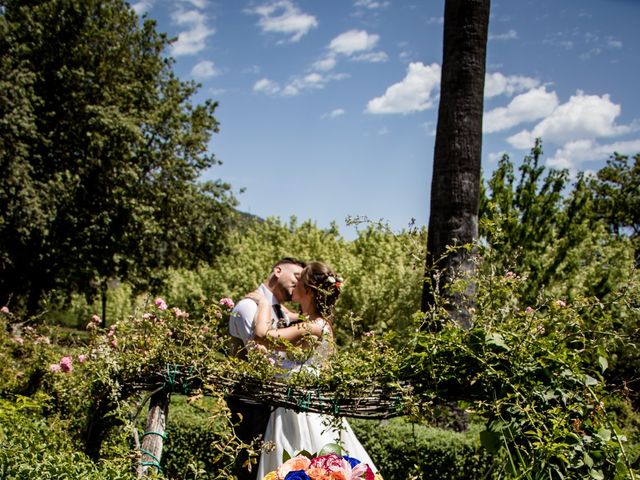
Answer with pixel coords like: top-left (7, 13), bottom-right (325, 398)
top-left (229, 283), bottom-right (280, 344)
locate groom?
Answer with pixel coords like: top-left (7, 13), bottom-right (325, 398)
top-left (227, 257), bottom-right (306, 480)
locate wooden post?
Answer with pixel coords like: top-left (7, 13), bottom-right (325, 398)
top-left (137, 389), bottom-right (171, 477)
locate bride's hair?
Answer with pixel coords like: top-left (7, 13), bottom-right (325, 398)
top-left (300, 261), bottom-right (342, 319)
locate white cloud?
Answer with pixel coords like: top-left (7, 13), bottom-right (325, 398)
top-left (484, 87), bottom-right (559, 133)
top-left (507, 91), bottom-right (636, 149)
top-left (191, 60), bottom-right (218, 79)
top-left (170, 9), bottom-right (214, 56)
top-left (255, 72), bottom-right (348, 97)
top-left (378, 127), bottom-right (390, 135)
top-left (247, 1), bottom-right (318, 43)
top-left (323, 108), bottom-right (345, 119)
top-left (547, 139), bottom-right (640, 170)
top-left (281, 72), bottom-right (348, 96)
top-left (312, 55), bottom-right (337, 72)
top-left (183, 0), bottom-right (207, 8)
top-left (607, 37), bottom-right (623, 49)
top-left (131, 1), bottom-right (153, 16)
top-left (253, 78), bottom-right (281, 95)
top-left (487, 151), bottom-right (509, 163)
top-left (426, 16), bottom-right (444, 25)
top-left (353, 51), bottom-right (388, 63)
top-left (354, 0), bottom-right (390, 9)
top-left (489, 29), bottom-right (518, 41)
top-left (329, 30), bottom-right (379, 56)
top-left (484, 72), bottom-right (540, 98)
top-left (366, 62), bottom-right (441, 115)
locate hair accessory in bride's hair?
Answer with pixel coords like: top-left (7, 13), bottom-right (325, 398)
top-left (327, 274), bottom-right (344, 289)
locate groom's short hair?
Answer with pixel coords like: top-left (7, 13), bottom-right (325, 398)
top-left (272, 257), bottom-right (306, 270)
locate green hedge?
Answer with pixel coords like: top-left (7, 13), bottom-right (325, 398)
top-left (350, 418), bottom-right (498, 479)
top-left (159, 396), bottom-right (497, 479)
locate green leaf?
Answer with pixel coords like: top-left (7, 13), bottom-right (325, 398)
top-left (485, 332), bottom-right (510, 351)
top-left (480, 430), bottom-right (502, 453)
top-left (583, 452), bottom-right (594, 468)
top-left (589, 469), bottom-right (604, 480)
top-left (282, 449), bottom-right (291, 463)
top-left (597, 356), bottom-right (608, 373)
top-left (595, 428), bottom-right (611, 442)
top-left (318, 443), bottom-right (342, 457)
top-left (584, 375), bottom-right (599, 386)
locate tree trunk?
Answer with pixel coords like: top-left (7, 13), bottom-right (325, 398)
top-left (422, 0), bottom-right (491, 328)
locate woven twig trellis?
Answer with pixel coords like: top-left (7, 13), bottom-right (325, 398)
top-left (130, 364), bottom-right (410, 420)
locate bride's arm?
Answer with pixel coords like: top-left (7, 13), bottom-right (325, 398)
top-left (247, 292), bottom-right (324, 347)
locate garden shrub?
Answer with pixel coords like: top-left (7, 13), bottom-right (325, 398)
top-left (0, 395), bottom-right (133, 479)
top-left (350, 418), bottom-right (497, 479)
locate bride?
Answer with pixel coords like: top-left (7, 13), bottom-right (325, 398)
top-left (246, 261), bottom-right (378, 478)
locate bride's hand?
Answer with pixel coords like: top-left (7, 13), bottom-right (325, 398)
top-left (245, 290), bottom-right (267, 304)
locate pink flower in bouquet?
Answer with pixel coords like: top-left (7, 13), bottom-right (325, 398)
top-left (276, 455), bottom-right (312, 479)
top-left (59, 356), bottom-right (73, 373)
top-left (155, 297), bottom-right (168, 310)
top-left (219, 297), bottom-right (235, 309)
top-left (310, 454), bottom-right (344, 472)
top-left (1, 306), bottom-right (10, 314)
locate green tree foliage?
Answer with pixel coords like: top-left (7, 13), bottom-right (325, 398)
top-left (479, 139), bottom-right (635, 305)
top-left (0, 0), bottom-right (235, 315)
top-left (589, 153), bottom-right (640, 259)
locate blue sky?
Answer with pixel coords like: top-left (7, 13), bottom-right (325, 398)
top-left (132, 0), bottom-right (640, 239)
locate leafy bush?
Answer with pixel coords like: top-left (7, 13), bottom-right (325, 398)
top-left (0, 395), bottom-right (133, 479)
top-left (350, 418), bottom-right (497, 479)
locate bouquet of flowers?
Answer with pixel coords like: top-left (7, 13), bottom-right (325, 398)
top-left (262, 444), bottom-right (382, 480)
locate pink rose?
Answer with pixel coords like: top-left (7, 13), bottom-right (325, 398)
top-left (110, 338), bottom-right (118, 348)
top-left (555, 299), bottom-right (566, 308)
top-left (59, 356), bottom-right (73, 373)
top-left (276, 455), bottom-right (312, 479)
top-left (310, 454), bottom-right (345, 472)
top-left (78, 354), bottom-right (87, 363)
top-left (1, 306), bottom-right (10, 314)
top-left (91, 314), bottom-right (102, 324)
top-left (525, 306), bottom-right (534, 314)
top-left (172, 307), bottom-right (189, 318)
top-left (155, 297), bottom-right (168, 310)
top-left (219, 297), bottom-right (235, 309)
top-left (505, 271), bottom-right (515, 279)
top-left (50, 364), bottom-right (62, 373)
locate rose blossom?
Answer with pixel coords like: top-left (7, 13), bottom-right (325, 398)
top-left (50, 364), bottom-right (62, 373)
top-left (78, 354), bottom-right (87, 363)
top-left (172, 307), bottom-right (188, 318)
top-left (59, 356), bottom-right (73, 373)
top-left (1, 306), bottom-right (9, 314)
top-left (310, 454), bottom-right (344, 472)
top-left (155, 297), bottom-right (168, 310)
top-left (277, 455), bottom-right (311, 480)
top-left (219, 297), bottom-right (235, 309)
top-left (555, 299), bottom-right (567, 308)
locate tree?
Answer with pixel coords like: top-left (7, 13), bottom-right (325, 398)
top-left (589, 153), bottom-right (640, 261)
top-left (422, 0), bottom-right (491, 327)
top-left (479, 140), bottom-right (633, 304)
top-left (0, 0), bottom-right (235, 318)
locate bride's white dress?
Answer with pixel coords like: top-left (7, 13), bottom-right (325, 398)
top-left (256, 321), bottom-right (378, 477)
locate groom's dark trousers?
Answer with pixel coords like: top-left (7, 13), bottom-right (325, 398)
top-left (227, 396), bottom-right (271, 480)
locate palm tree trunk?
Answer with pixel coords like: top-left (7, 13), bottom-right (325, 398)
top-left (422, 0), bottom-right (491, 328)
